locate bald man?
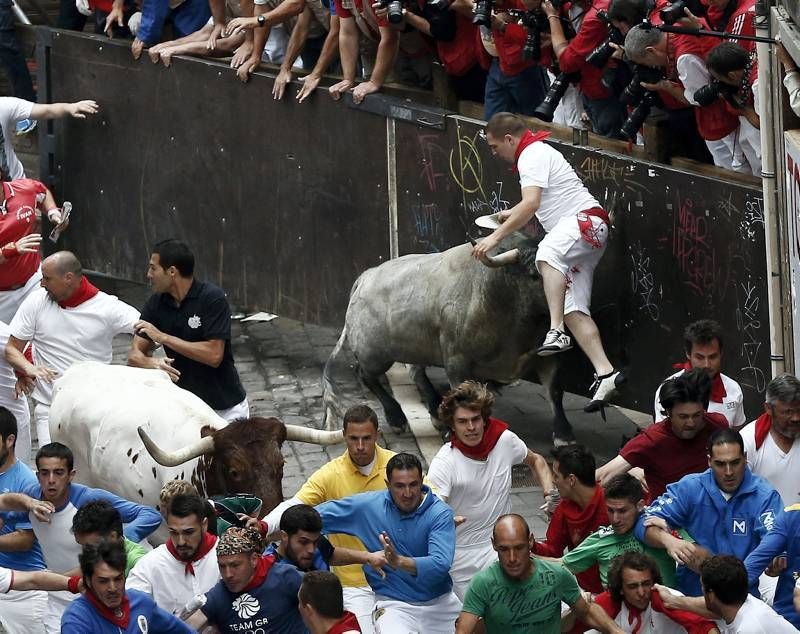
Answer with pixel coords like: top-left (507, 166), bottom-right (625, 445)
top-left (4, 251), bottom-right (139, 445)
top-left (457, 514), bottom-right (625, 634)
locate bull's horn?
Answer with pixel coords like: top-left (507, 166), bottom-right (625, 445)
top-left (478, 248), bottom-right (520, 268)
top-left (137, 427), bottom-right (215, 467)
top-left (285, 425), bottom-right (344, 445)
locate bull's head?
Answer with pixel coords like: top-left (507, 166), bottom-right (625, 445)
top-left (137, 417), bottom-right (343, 515)
top-left (475, 233), bottom-right (542, 277)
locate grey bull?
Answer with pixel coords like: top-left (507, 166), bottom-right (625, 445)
top-left (323, 234), bottom-right (578, 444)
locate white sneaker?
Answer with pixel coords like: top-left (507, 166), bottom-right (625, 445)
top-left (537, 329), bottom-right (572, 356)
top-left (585, 370), bottom-right (625, 413)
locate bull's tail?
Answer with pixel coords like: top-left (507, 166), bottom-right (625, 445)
top-left (322, 325), bottom-right (351, 431)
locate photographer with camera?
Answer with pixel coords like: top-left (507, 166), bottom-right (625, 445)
top-left (703, 41), bottom-right (760, 173)
top-left (480, 0), bottom-right (550, 119)
top-left (624, 23), bottom-right (740, 169)
top-left (541, 0), bottom-right (627, 138)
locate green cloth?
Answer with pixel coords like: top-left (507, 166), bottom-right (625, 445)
top-left (562, 525), bottom-right (678, 588)
top-left (124, 538), bottom-right (147, 577)
top-left (462, 558), bottom-right (581, 633)
top-left (211, 495), bottom-right (263, 535)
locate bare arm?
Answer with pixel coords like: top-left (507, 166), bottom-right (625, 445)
top-left (655, 584), bottom-right (717, 619)
top-left (186, 611), bottom-right (209, 630)
top-left (403, 10), bottom-right (431, 36)
top-left (523, 449), bottom-right (553, 494)
top-left (133, 320), bottom-right (224, 368)
top-left (11, 569), bottom-right (73, 592)
top-left (29, 101), bottom-right (99, 120)
top-left (472, 186), bottom-right (541, 259)
top-left (363, 25), bottom-right (398, 87)
top-left (455, 612), bottom-right (481, 633)
top-left (297, 15), bottom-right (340, 102)
top-left (0, 528), bottom-right (34, 552)
top-left (273, 6), bottom-right (313, 98)
top-left (329, 546), bottom-right (387, 575)
top-left (126, 332), bottom-right (181, 382)
top-left (5, 336), bottom-right (58, 382)
top-left (572, 596), bottom-right (625, 633)
top-left (596, 455), bottom-right (633, 485)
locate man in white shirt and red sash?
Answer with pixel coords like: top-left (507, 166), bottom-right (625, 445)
top-left (4, 251), bottom-right (139, 447)
top-left (472, 112), bottom-right (623, 413)
top-left (654, 320), bottom-right (745, 429)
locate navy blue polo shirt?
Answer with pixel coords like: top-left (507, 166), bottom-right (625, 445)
top-left (140, 279), bottom-right (246, 410)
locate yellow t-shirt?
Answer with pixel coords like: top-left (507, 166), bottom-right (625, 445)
top-left (297, 444), bottom-right (395, 587)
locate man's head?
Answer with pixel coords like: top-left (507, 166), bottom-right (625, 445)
top-left (342, 404), bottom-right (380, 468)
top-left (158, 480), bottom-right (199, 518)
top-left (551, 444), bottom-right (596, 500)
top-left (280, 504), bottom-right (322, 571)
top-left (385, 453), bottom-right (424, 514)
top-left (658, 368), bottom-right (711, 437)
top-left (492, 514), bottom-right (535, 580)
top-left (0, 407), bottom-right (17, 469)
top-left (707, 428), bottom-right (747, 493)
top-left (73, 500), bottom-right (124, 547)
top-left (437, 381), bottom-right (495, 448)
top-left (608, 551), bottom-right (662, 611)
top-left (166, 493), bottom-right (208, 560)
top-left (484, 113), bottom-right (530, 163)
top-left (35, 442), bottom-right (75, 506)
top-left (700, 555), bottom-right (749, 614)
top-left (148, 239), bottom-right (195, 293)
top-left (603, 473), bottom-right (645, 535)
top-left (298, 571), bottom-right (346, 631)
top-left (764, 373), bottom-right (800, 441)
top-left (683, 320), bottom-right (724, 378)
top-left (706, 43), bottom-right (750, 87)
top-left (80, 539), bottom-right (127, 612)
top-left (216, 527), bottom-right (264, 593)
top-left (607, 0), bottom-right (653, 33)
top-left (40, 251), bottom-right (82, 303)
top-left (624, 24), bottom-right (667, 66)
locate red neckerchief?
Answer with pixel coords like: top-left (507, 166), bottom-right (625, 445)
top-left (451, 417), bottom-right (508, 460)
top-left (672, 362), bottom-right (727, 403)
top-left (327, 611), bottom-right (362, 634)
top-left (166, 532), bottom-right (217, 576)
top-left (58, 276), bottom-right (100, 309)
top-left (85, 589), bottom-right (131, 629)
top-left (243, 554), bottom-right (275, 591)
top-left (754, 411), bottom-right (772, 450)
top-left (513, 130), bottom-right (551, 172)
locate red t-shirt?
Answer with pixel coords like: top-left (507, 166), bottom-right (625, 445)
top-left (334, 0), bottom-right (388, 29)
top-left (619, 412), bottom-right (728, 499)
top-left (0, 179), bottom-right (46, 290)
top-left (533, 484), bottom-right (608, 593)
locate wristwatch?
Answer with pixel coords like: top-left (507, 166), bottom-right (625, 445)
top-left (257, 14), bottom-right (266, 26)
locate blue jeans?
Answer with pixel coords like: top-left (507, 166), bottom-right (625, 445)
top-left (0, 1), bottom-right (35, 102)
top-left (582, 93), bottom-right (627, 140)
top-left (484, 58), bottom-right (549, 120)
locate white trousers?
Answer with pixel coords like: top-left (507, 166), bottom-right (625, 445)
top-left (44, 590), bottom-right (77, 632)
top-left (0, 388), bottom-right (31, 465)
top-left (215, 397), bottom-right (250, 423)
top-left (0, 588), bottom-right (48, 634)
top-left (450, 542), bottom-right (497, 602)
top-left (373, 591), bottom-right (462, 634)
top-left (33, 400), bottom-right (50, 449)
top-left (343, 585), bottom-right (377, 634)
top-left (0, 267), bottom-right (41, 324)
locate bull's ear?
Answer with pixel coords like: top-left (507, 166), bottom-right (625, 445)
top-left (200, 425), bottom-right (214, 438)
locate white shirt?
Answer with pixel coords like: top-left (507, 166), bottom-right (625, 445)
top-left (677, 54), bottom-right (711, 106)
top-left (0, 566), bottom-right (10, 593)
top-left (654, 369), bottom-right (745, 428)
top-left (427, 430), bottom-right (527, 548)
top-left (127, 543), bottom-right (220, 615)
top-left (0, 321), bottom-right (29, 425)
top-left (741, 420), bottom-right (800, 506)
top-left (715, 594), bottom-right (797, 633)
top-left (587, 601), bottom-right (689, 634)
top-left (9, 287), bottom-right (139, 404)
top-left (0, 97), bottom-right (34, 180)
top-left (517, 142), bottom-right (600, 232)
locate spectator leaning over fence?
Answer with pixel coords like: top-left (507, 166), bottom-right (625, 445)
top-left (741, 373), bottom-right (800, 506)
top-left (130, 0), bottom-right (212, 60)
top-left (653, 320), bottom-right (745, 429)
top-left (598, 369), bottom-right (728, 500)
top-left (426, 380), bottom-right (554, 601)
top-left (473, 112), bottom-right (624, 412)
top-left (296, 11), bottom-right (343, 103)
top-left (299, 570), bottom-right (362, 634)
top-left (777, 42), bottom-right (800, 117)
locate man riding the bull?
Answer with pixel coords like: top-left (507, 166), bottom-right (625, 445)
top-left (472, 112), bottom-right (623, 413)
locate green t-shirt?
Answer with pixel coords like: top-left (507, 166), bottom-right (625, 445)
top-left (561, 525), bottom-right (677, 588)
top-left (124, 538), bottom-right (147, 577)
top-left (462, 558), bottom-right (581, 633)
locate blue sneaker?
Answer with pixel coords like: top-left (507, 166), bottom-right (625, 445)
top-left (15, 119), bottom-right (36, 136)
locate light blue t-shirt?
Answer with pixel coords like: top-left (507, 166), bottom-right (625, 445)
top-left (0, 460), bottom-right (44, 570)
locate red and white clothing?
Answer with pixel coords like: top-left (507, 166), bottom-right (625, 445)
top-left (126, 538), bottom-right (220, 616)
top-left (328, 610), bottom-right (362, 633)
top-left (585, 589), bottom-right (717, 633)
top-left (0, 179), bottom-right (48, 323)
top-left (705, 0), bottom-right (756, 53)
top-left (517, 139), bottom-right (608, 316)
top-left (654, 368), bottom-right (745, 428)
top-left (741, 414), bottom-right (800, 506)
top-left (426, 422), bottom-right (528, 600)
top-left (9, 286), bottom-right (138, 445)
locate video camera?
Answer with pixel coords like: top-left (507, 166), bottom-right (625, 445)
top-left (658, 0), bottom-right (705, 25)
top-left (586, 10), bottom-right (624, 68)
top-left (619, 64), bottom-right (665, 139)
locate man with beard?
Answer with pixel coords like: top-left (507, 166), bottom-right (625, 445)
top-left (741, 373), bottom-right (800, 505)
top-left (654, 320), bottom-right (745, 429)
top-left (456, 514), bottom-right (625, 633)
top-left (597, 369), bottom-right (728, 499)
top-left (5, 251), bottom-right (139, 446)
top-left (61, 539), bottom-right (191, 633)
top-left (127, 493), bottom-right (220, 615)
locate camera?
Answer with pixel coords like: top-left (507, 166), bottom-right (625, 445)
top-left (379, 0), bottom-right (405, 23)
top-left (659, 0), bottom-right (705, 25)
top-left (619, 65), bottom-right (664, 139)
top-left (534, 70), bottom-right (580, 121)
top-left (473, 0), bottom-right (492, 25)
top-left (693, 79), bottom-right (738, 107)
top-left (585, 10), bottom-right (624, 68)
top-left (620, 91), bottom-right (661, 139)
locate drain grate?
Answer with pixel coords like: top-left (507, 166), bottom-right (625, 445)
top-left (511, 464), bottom-right (539, 489)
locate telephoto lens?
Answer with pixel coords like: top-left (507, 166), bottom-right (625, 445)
top-left (534, 72), bottom-right (577, 122)
top-left (693, 81), bottom-right (723, 107)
